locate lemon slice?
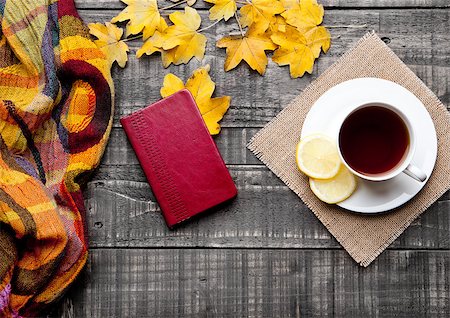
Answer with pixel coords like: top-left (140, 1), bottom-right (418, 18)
top-left (296, 134), bottom-right (341, 179)
top-left (309, 165), bottom-right (356, 204)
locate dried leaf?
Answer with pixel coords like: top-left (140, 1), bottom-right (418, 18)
top-left (267, 15), bottom-right (287, 35)
top-left (280, 0), bottom-right (298, 9)
top-left (240, 0), bottom-right (284, 31)
top-left (281, 0), bottom-right (330, 57)
top-left (160, 49), bottom-right (178, 68)
top-left (282, 0), bottom-right (324, 32)
top-left (187, 0), bottom-right (197, 5)
top-left (204, 0), bottom-right (237, 21)
top-left (88, 22), bottom-right (129, 68)
top-left (136, 31), bottom-right (164, 58)
top-left (160, 73), bottom-right (185, 96)
top-left (160, 65), bottom-right (231, 135)
top-left (271, 25), bottom-right (315, 78)
top-left (160, 7), bottom-right (207, 66)
top-left (136, 18), bottom-right (168, 58)
top-left (111, 0), bottom-right (162, 39)
top-left (217, 25), bottom-right (277, 75)
top-left (304, 25), bottom-right (330, 58)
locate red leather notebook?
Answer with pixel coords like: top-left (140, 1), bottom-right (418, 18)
top-left (120, 89), bottom-right (237, 228)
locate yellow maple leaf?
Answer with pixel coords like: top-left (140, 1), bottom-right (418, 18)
top-left (282, 0), bottom-right (324, 33)
top-left (240, 0), bottom-right (285, 31)
top-left (160, 73), bottom-right (185, 97)
top-left (160, 65), bottom-right (231, 135)
top-left (135, 18), bottom-right (168, 58)
top-left (159, 7), bottom-right (207, 66)
top-left (280, 0), bottom-right (298, 9)
top-left (136, 39), bottom-right (179, 67)
top-left (111, 0), bottom-right (162, 39)
top-left (280, 0), bottom-right (330, 58)
top-left (271, 25), bottom-right (315, 78)
top-left (204, 0), bottom-right (237, 21)
top-left (88, 22), bottom-right (129, 68)
top-left (217, 25), bottom-right (277, 75)
top-left (136, 31), bottom-right (164, 58)
top-left (267, 15), bottom-right (287, 35)
top-left (304, 25), bottom-right (330, 58)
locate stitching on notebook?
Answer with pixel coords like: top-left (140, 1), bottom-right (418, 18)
top-left (130, 115), bottom-right (189, 222)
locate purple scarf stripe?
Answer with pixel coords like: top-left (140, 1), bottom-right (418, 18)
top-left (0, 285), bottom-right (23, 318)
top-left (0, 284), bottom-right (11, 310)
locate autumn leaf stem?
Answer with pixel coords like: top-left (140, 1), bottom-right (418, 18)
top-left (234, 12), bottom-right (245, 37)
top-left (160, 0), bottom-right (188, 11)
top-left (97, 36), bottom-right (141, 49)
top-left (123, 35), bottom-right (143, 42)
top-left (326, 23), bottom-right (368, 29)
top-left (198, 19), bottom-right (221, 33)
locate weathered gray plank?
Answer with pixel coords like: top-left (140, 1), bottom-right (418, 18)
top-left (75, 0), bottom-right (450, 9)
top-left (85, 166), bottom-right (450, 249)
top-left (78, 9), bottom-right (450, 127)
top-left (104, 127), bottom-right (260, 165)
top-left (77, 7), bottom-right (450, 250)
top-left (48, 249), bottom-right (450, 317)
top-left (34, 3), bottom-right (450, 318)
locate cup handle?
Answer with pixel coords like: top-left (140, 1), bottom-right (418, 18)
top-left (403, 164), bottom-right (427, 182)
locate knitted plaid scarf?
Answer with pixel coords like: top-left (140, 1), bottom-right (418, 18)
top-left (0, 0), bottom-right (113, 316)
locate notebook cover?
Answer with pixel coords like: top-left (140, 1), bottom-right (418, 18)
top-left (120, 89), bottom-right (237, 228)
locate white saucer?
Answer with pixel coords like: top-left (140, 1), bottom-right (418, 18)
top-left (301, 78), bottom-right (437, 213)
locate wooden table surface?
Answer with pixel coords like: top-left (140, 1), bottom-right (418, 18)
top-left (51, 0), bottom-right (450, 317)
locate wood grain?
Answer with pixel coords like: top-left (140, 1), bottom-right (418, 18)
top-left (48, 249), bottom-right (450, 317)
top-left (51, 2), bottom-right (450, 316)
top-left (85, 166), bottom-right (450, 249)
top-left (75, 0), bottom-right (450, 9)
top-left (78, 6), bottom-right (450, 252)
top-left (77, 9), bottom-right (450, 127)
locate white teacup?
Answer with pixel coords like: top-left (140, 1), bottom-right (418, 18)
top-left (336, 102), bottom-right (426, 182)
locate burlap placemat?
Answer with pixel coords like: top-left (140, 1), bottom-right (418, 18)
top-left (247, 32), bottom-right (450, 267)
